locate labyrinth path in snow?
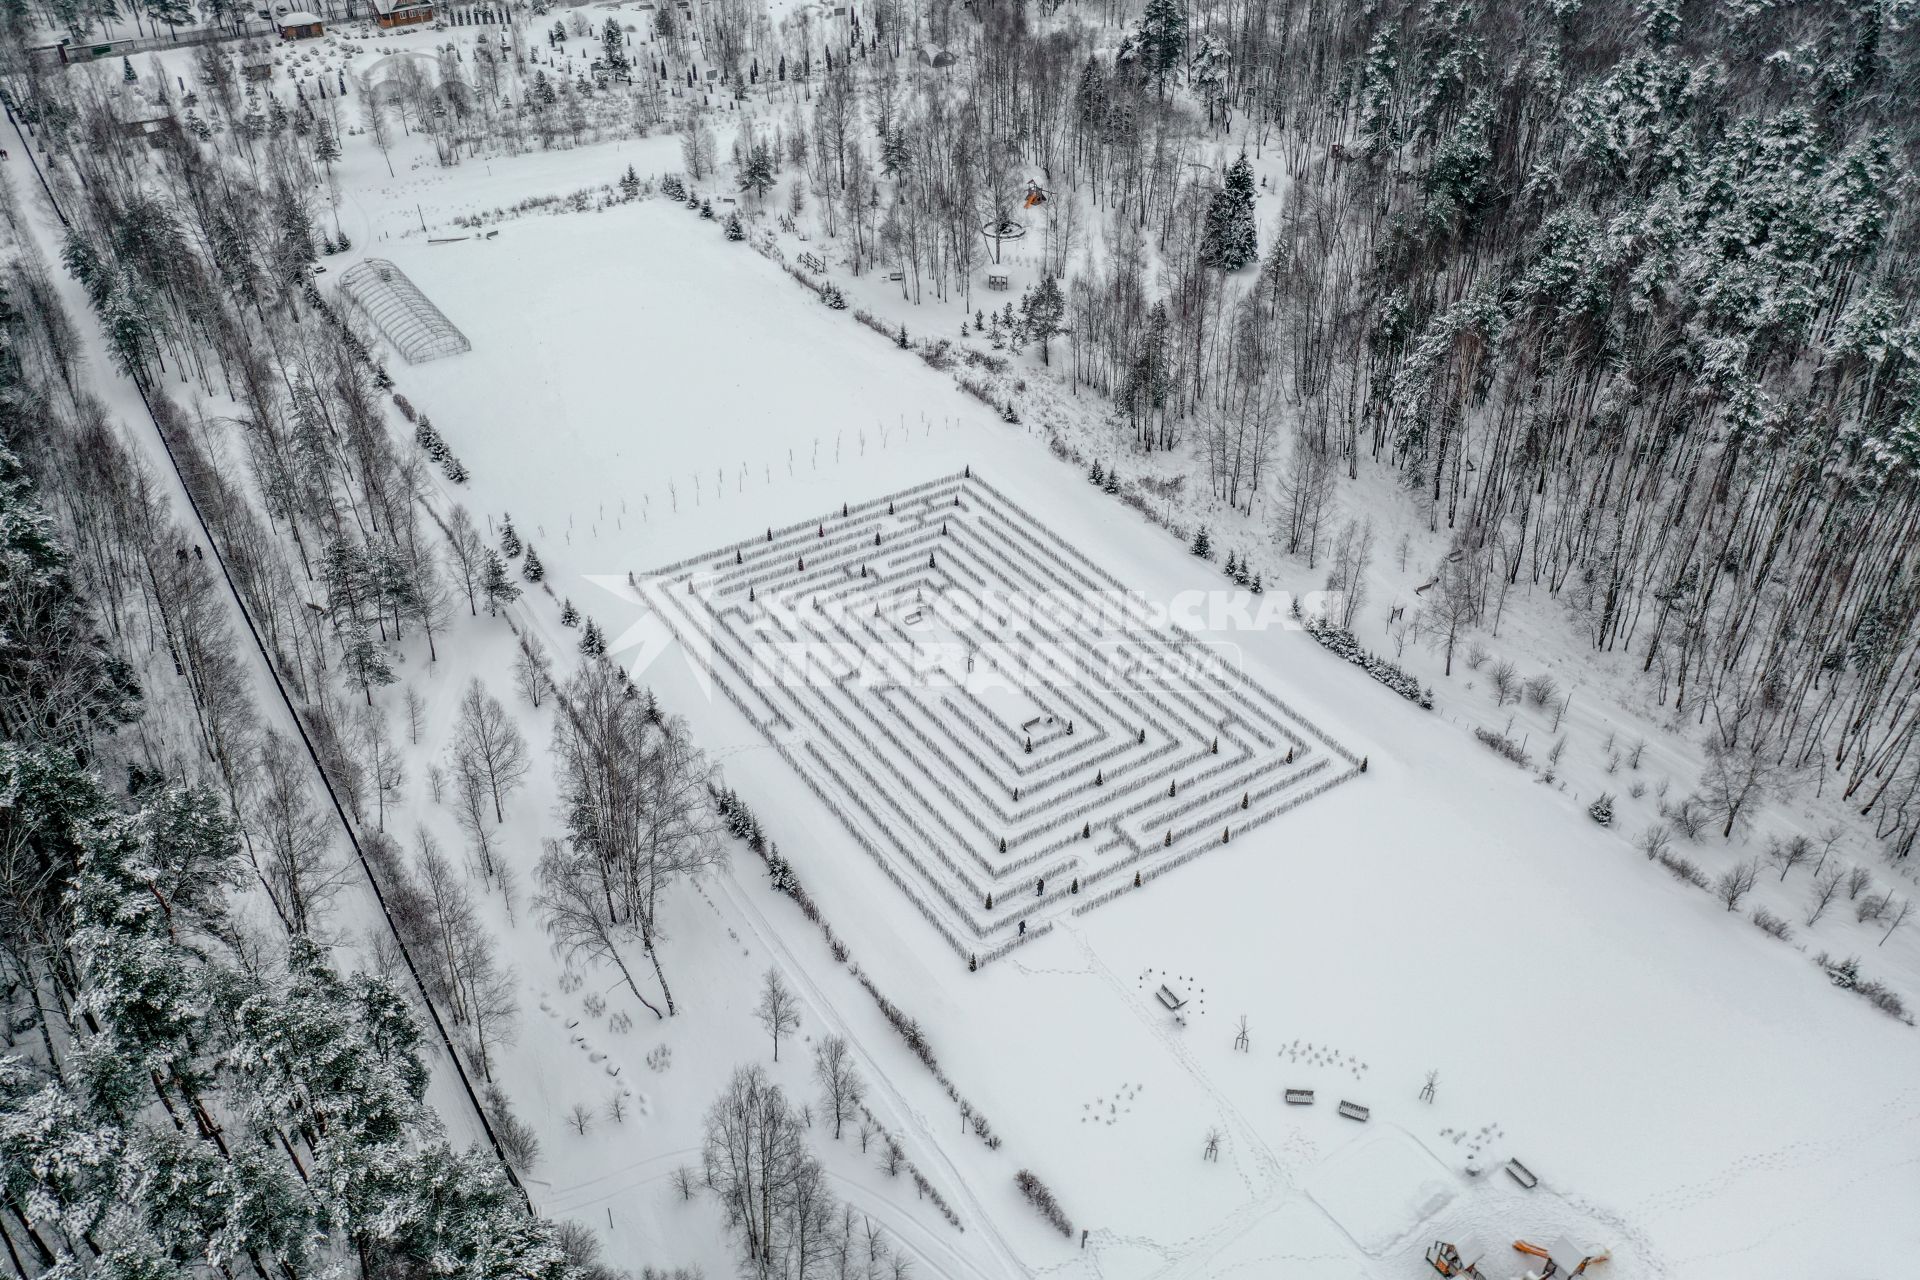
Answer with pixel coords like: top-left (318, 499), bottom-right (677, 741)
top-left (645, 472), bottom-right (1362, 965)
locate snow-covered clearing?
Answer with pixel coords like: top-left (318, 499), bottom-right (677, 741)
top-left (14, 18), bottom-right (1920, 1275)
top-left (334, 174), bottom-right (1920, 1277)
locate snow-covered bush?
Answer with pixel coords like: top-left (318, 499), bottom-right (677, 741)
top-left (1751, 906), bottom-right (1793, 941)
top-left (1656, 849), bottom-right (1710, 889)
top-left (1473, 725), bottom-right (1529, 766)
top-left (1588, 792), bottom-right (1614, 826)
top-left (1304, 616), bottom-right (1434, 709)
top-left (1015, 1170), bottom-right (1073, 1237)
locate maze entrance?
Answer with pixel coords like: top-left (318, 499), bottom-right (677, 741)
top-left (646, 473), bottom-right (1361, 966)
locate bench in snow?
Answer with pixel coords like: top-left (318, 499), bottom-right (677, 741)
top-left (1337, 1100), bottom-right (1370, 1122)
top-left (1154, 984), bottom-right (1186, 1011)
top-left (1505, 1159), bottom-right (1538, 1189)
top-left (1284, 1088), bottom-right (1315, 1105)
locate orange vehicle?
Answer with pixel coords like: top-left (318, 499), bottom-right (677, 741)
top-left (1513, 1239), bottom-right (1610, 1278)
top-left (1425, 1240), bottom-right (1483, 1277)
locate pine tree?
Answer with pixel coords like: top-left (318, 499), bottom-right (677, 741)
top-left (560, 599), bottom-right (580, 627)
top-left (580, 619), bottom-right (607, 656)
top-left (313, 119), bottom-right (341, 173)
top-left (1090, 459), bottom-right (1104, 485)
top-left (620, 164), bottom-right (642, 200)
top-left (481, 550), bottom-right (520, 614)
top-left (522, 546), bottom-right (545, 582)
top-left (601, 16), bottom-right (630, 75)
top-left (1132, 0), bottom-right (1186, 95)
top-left (1202, 154), bottom-right (1259, 270)
top-left (500, 514), bottom-right (523, 558)
top-left (1026, 273), bottom-right (1067, 364)
top-left (1191, 526), bottom-right (1213, 558)
top-left (122, 55), bottom-right (136, 82)
top-left (739, 137), bottom-right (778, 199)
top-left (725, 211), bottom-right (745, 241)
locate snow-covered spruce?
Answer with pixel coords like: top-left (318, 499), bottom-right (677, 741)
top-left (1303, 616), bottom-right (1434, 709)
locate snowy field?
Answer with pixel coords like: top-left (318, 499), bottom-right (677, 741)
top-left (348, 178), bottom-right (1920, 1278)
top-left (10, 15), bottom-right (1919, 1277)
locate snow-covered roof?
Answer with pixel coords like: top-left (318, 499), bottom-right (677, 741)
top-left (372, 0), bottom-right (432, 14)
top-left (278, 10), bottom-right (323, 25)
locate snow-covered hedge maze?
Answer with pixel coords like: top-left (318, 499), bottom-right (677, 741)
top-left (648, 473), bottom-right (1360, 966)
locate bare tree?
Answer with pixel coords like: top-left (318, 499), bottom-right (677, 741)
top-left (814, 1035), bottom-right (864, 1139)
top-left (567, 1101), bottom-right (596, 1135)
top-left (1805, 864), bottom-right (1845, 926)
top-left (451, 677), bottom-right (529, 823)
top-left (445, 506), bottom-right (486, 615)
top-left (1700, 736), bottom-right (1785, 839)
top-left (513, 630), bottom-right (553, 708)
top-left (1714, 858), bottom-right (1760, 913)
top-left (1765, 834), bottom-right (1814, 882)
top-left (551, 660), bottom-right (719, 1015)
top-left (534, 838), bottom-right (664, 1019)
top-left (1422, 555), bottom-right (1477, 676)
top-left (358, 703), bottom-right (407, 831)
top-left (1272, 429), bottom-right (1336, 565)
top-left (249, 731), bottom-right (340, 935)
top-left (1881, 896), bottom-right (1912, 946)
top-left (702, 1064), bottom-right (813, 1278)
top-left (404, 686), bottom-right (427, 745)
top-left (416, 829), bottom-right (517, 1078)
top-left (452, 756), bottom-right (498, 882)
top-left (1324, 517), bottom-right (1375, 629)
top-left (755, 967), bottom-right (800, 1061)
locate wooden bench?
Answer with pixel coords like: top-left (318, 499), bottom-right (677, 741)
top-left (1284, 1088), bottom-right (1314, 1105)
top-left (1337, 1100), bottom-right (1370, 1122)
top-left (1154, 984), bottom-right (1185, 1011)
top-left (887, 271), bottom-right (904, 281)
top-left (1505, 1159), bottom-right (1538, 1189)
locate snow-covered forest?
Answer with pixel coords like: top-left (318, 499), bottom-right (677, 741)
top-left (1, 0), bottom-right (1918, 1274)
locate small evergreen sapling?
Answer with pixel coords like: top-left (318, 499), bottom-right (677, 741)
top-left (1589, 793), bottom-right (1615, 827)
